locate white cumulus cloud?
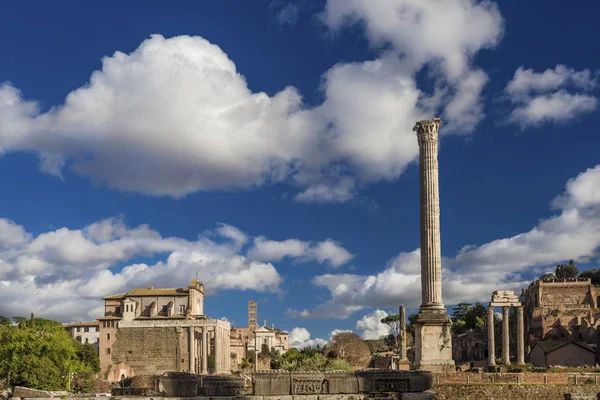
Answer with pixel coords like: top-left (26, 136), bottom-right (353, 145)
top-left (1, 1), bottom-right (505, 202)
top-left (505, 64), bottom-right (598, 127)
top-left (356, 309), bottom-right (391, 339)
top-left (0, 218), bottom-right (283, 321)
top-left (248, 237), bottom-right (353, 268)
top-left (288, 327), bottom-right (328, 349)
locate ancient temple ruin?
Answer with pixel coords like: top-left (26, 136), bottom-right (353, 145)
top-left (487, 290), bottom-right (525, 365)
top-left (97, 279), bottom-right (230, 381)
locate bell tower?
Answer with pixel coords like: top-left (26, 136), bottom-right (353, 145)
top-left (248, 300), bottom-right (257, 329)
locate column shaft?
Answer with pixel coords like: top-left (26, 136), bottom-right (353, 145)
top-left (488, 306), bottom-right (495, 366)
top-left (517, 306), bottom-right (525, 364)
top-left (188, 327), bottom-right (195, 373)
top-left (399, 305), bottom-right (408, 361)
top-left (502, 306), bottom-right (510, 365)
top-left (214, 327), bottom-right (221, 374)
top-left (416, 121), bottom-right (443, 308)
top-left (201, 328), bottom-right (208, 374)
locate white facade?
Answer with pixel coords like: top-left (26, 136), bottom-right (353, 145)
top-left (247, 323), bottom-right (288, 354)
top-left (65, 322), bottom-right (100, 350)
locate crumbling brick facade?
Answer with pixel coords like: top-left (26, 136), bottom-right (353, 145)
top-left (111, 327), bottom-right (185, 376)
top-left (522, 278), bottom-right (600, 357)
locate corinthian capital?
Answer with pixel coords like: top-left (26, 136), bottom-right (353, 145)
top-left (413, 118), bottom-right (441, 144)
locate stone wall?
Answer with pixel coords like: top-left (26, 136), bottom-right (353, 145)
top-left (111, 327), bottom-right (186, 375)
top-left (522, 278), bottom-right (600, 355)
top-left (434, 384), bottom-right (600, 400)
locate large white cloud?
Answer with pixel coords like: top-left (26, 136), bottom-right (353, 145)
top-left (0, 217), bottom-right (347, 322)
top-left (288, 327), bottom-right (328, 349)
top-left (322, 0), bottom-right (503, 134)
top-left (0, 1), bottom-right (504, 202)
top-left (355, 309), bottom-right (391, 340)
top-left (288, 164), bottom-right (600, 319)
top-left (247, 237), bottom-right (353, 268)
top-left (505, 64), bottom-right (598, 127)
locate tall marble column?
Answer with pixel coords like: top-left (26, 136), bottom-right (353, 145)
top-left (399, 305), bottom-right (408, 361)
top-left (502, 306), bottom-right (510, 365)
top-left (188, 327), bottom-right (196, 373)
top-left (214, 327), bottom-right (221, 374)
top-left (415, 118), bottom-right (443, 309)
top-left (201, 328), bottom-right (208, 374)
top-left (411, 118), bottom-right (453, 372)
top-left (516, 306), bottom-right (525, 364)
top-left (487, 306), bottom-right (495, 366)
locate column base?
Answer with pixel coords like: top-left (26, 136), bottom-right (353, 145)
top-left (411, 309), bottom-right (454, 373)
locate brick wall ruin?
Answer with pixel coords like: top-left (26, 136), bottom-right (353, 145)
top-left (523, 279), bottom-right (600, 354)
top-left (111, 327), bottom-right (187, 376)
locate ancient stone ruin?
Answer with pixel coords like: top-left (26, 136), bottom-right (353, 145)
top-left (487, 290), bottom-right (525, 366)
top-left (107, 370), bottom-right (434, 399)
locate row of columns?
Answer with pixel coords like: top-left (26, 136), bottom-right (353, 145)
top-left (488, 305), bottom-right (525, 366)
top-left (187, 325), bottom-right (230, 374)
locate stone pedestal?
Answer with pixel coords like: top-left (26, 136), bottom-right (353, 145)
top-left (412, 309), bottom-right (453, 372)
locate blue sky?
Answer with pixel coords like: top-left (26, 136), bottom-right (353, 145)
top-left (1, 0), bottom-right (599, 346)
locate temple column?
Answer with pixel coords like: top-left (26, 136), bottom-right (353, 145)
top-left (225, 330), bottom-right (230, 373)
top-left (214, 327), bottom-right (221, 374)
top-left (225, 333), bottom-right (229, 372)
top-left (201, 327), bottom-right (208, 374)
top-left (487, 306), bottom-right (495, 366)
top-left (188, 327), bottom-right (195, 373)
top-left (502, 306), bottom-right (510, 365)
top-left (517, 306), bottom-right (525, 364)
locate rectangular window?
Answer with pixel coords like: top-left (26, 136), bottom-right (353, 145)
top-left (84, 327), bottom-right (89, 332)
top-left (106, 348), bottom-right (111, 355)
top-left (107, 333), bottom-right (111, 340)
top-left (76, 327), bottom-right (80, 332)
top-left (102, 321), bottom-right (106, 328)
top-left (179, 305), bottom-right (185, 314)
top-left (111, 321), bottom-right (115, 328)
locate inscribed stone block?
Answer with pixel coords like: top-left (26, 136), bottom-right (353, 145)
top-left (253, 371), bottom-right (291, 396)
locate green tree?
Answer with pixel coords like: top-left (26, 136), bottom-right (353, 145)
top-left (76, 342), bottom-right (100, 373)
top-left (540, 272), bottom-right (556, 281)
top-left (451, 302), bottom-right (487, 335)
top-left (451, 303), bottom-right (472, 323)
top-left (277, 347), bottom-right (352, 372)
top-left (0, 316), bottom-right (10, 326)
top-left (556, 260), bottom-right (579, 279)
top-left (464, 302), bottom-right (486, 331)
top-left (0, 316), bottom-right (98, 391)
top-left (451, 320), bottom-right (467, 335)
top-left (407, 314), bottom-right (418, 337)
top-left (12, 317), bottom-right (28, 329)
top-left (579, 269), bottom-right (600, 285)
top-left (380, 314), bottom-right (401, 353)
